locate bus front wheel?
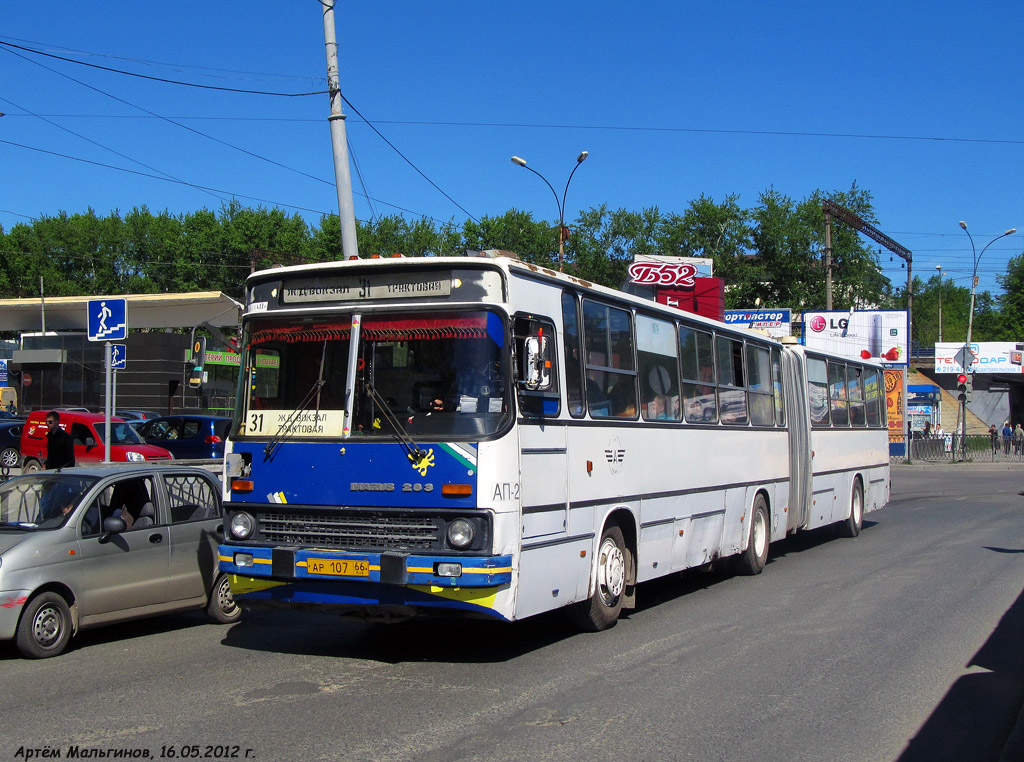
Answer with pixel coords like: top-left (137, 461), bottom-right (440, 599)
top-left (569, 524), bottom-right (627, 632)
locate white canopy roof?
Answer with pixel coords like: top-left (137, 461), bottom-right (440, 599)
top-left (0, 292), bottom-right (242, 332)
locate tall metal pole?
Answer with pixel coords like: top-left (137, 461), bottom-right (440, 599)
top-left (512, 152), bottom-right (588, 272)
top-left (936, 265), bottom-right (943, 343)
top-left (321, 0), bottom-right (359, 260)
top-left (957, 222), bottom-right (1016, 458)
top-left (823, 210), bottom-right (833, 310)
top-left (906, 255), bottom-right (913, 362)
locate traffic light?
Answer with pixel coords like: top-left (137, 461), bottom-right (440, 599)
top-left (956, 373), bottom-right (969, 402)
top-left (189, 337), bottom-right (207, 389)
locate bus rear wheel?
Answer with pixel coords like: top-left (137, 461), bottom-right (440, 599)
top-left (734, 495), bottom-right (769, 576)
top-left (569, 524), bottom-right (627, 632)
top-left (839, 479), bottom-right (864, 538)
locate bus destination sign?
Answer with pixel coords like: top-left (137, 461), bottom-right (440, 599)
top-left (282, 273), bottom-right (452, 303)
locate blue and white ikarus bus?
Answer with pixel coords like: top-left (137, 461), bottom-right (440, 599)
top-left (218, 254), bottom-right (890, 631)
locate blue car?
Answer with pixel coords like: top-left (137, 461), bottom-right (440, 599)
top-left (0, 421), bottom-right (23, 468)
top-left (136, 415), bottom-right (232, 460)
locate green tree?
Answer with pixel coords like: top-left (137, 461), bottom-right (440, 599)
top-left (461, 210), bottom-right (559, 268)
top-left (996, 253), bottom-right (1024, 340)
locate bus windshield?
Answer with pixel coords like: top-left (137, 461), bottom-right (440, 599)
top-left (240, 309), bottom-right (509, 440)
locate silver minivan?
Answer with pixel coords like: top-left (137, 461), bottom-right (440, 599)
top-left (0, 465), bottom-right (240, 658)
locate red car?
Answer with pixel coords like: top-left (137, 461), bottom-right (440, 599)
top-left (20, 411), bottom-right (173, 471)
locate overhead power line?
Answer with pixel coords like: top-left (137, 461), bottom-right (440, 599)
top-left (0, 40), bottom-right (326, 97)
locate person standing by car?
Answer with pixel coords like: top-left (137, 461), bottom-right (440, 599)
top-left (44, 411), bottom-right (75, 470)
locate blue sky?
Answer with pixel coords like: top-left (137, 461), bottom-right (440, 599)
top-left (2, 1), bottom-right (1021, 297)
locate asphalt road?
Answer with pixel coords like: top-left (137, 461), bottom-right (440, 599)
top-left (2, 463), bottom-right (1023, 762)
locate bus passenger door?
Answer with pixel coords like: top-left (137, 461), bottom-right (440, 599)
top-left (513, 313), bottom-right (569, 542)
top-left (519, 425), bottom-right (569, 541)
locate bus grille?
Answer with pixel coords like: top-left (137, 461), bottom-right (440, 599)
top-left (260, 511), bottom-right (440, 550)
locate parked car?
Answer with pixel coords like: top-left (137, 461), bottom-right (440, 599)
top-left (115, 410), bottom-right (162, 421)
top-left (19, 411), bottom-right (173, 472)
top-left (0, 410), bottom-right (22, 421)
top-left (0, 464), bottom-right (240, 657)
top-left (136, 415), bottom-right (232, 460)
top-left (1, 422), bottom-right (24, 468)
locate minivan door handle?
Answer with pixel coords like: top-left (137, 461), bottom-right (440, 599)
top-left (149, 533), bottom-right (163, 544)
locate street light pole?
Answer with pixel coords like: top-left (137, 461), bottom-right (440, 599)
top-left (956, 221), bottom-right (1016, 457)
top-left (511, 151), bottom-right (588, 272)
top-left (935, 264), bottom-right (943, 343)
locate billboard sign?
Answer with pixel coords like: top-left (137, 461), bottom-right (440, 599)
top-left (934, 342), bottom-right (1024, 374)
top-left (629, 255), bottom-right (713, 289)
top-left (724, 309), bottom-right (792, 338)
top-left (802, 309), bottom-right (908, 366)
top-left (884, 369), bottom-right (904, 444)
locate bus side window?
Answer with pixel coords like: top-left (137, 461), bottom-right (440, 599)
top-left (561, 292), bottom-right (585, 418)
top-left (514, 315), bottom-right (560, 418)
top-left (583, 300), bottom-right (637, 420)
top-left (637, 314), bottom-right (681, 421)
top-left (716, 335), bottom-right (747, 425)
top-left (847, 365), bottom-right (866, 426)
top-left (865, 368), bottom-right (882, 427)
top-left (771, 348), bottom-right (786, 427)
top-left (807, 357), bottom-right (830, 425)
top-left (828, 361), bottom-right (849, 426)
top-left (746, 344), bottom-right (774, 427)
top-left (680, 325), bottom-right (716, 423)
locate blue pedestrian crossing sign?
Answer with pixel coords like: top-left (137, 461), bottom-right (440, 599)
top-left (110, 344), bottom-right (127, 370)
top-left (87, 298), bottom-right (127, 341)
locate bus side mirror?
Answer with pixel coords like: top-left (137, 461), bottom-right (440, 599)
top-left (522, 336), bottom-right (551, 390)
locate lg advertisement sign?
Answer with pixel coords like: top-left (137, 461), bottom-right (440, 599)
top-left (802, 310), bottom-right (909, 366)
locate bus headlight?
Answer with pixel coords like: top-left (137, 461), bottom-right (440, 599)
top-left (229, 512), bottom-right (255, 540)
top-left (446, 518), bottom-right (475, 549)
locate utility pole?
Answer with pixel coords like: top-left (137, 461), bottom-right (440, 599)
top-left (823, 208), bottom-right (833, 310)
top-left (321, 0), bottom-right (359, 260)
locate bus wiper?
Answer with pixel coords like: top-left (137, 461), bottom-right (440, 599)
top-left (262, 378), bottom-right (326, 461)
top-left (365, 381), bottom-right (427, 465)
top-left (264, 340), bottom-right (329, 462)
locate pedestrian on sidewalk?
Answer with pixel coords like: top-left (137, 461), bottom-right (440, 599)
top-left (989, 424), bottom-right (999, 454)
top-left (1003, 422), bottom-right (1013, 454)
top-left (1015, 423), bottom-right (1024, 456)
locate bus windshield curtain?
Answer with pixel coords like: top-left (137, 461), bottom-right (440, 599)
top-left (250, 315), bottom-right (487, 345)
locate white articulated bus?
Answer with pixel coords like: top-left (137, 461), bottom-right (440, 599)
top-left (218, 254), bottom-right (890, 631)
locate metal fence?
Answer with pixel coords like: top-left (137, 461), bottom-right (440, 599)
top-left (906, 434), bottom-right (1024, 463)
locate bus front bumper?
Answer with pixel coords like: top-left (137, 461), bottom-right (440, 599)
top-left (218, 544), bottom-right (513, 618)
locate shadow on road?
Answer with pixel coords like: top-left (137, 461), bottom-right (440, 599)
top-left (220, 606), bottom-right (577, 663)
top-left (897, 585), bottom-right (1024, 762)
top-left (219, 520), bottom-right (880, 663)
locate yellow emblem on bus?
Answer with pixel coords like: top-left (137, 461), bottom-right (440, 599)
top-left (410, 448), bottom-right (435, 476)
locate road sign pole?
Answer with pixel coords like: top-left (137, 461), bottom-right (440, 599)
top-left (104, 341), bottom-right (112, 463)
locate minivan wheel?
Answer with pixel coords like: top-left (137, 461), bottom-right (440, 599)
top-left (206, 573), bottom-right (242, 624)
top-left (16, 592), bottom-right (73, 659)
top-left (22, 459), bottom-right (43, 474)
